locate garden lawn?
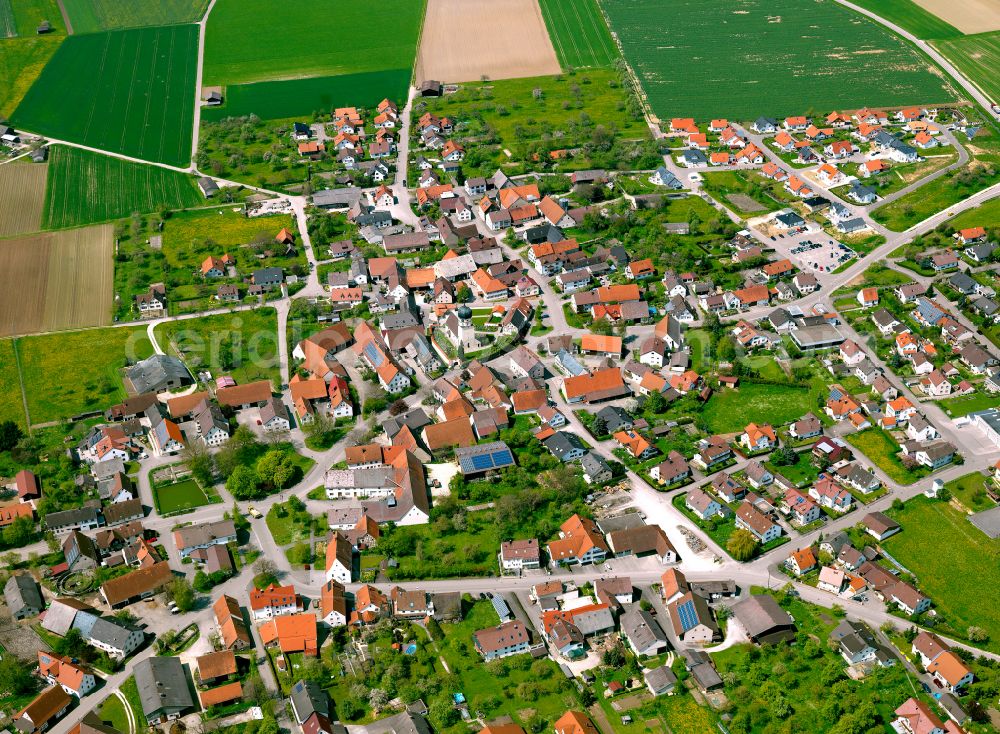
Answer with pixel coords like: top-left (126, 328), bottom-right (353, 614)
top-left (62, 0), bottom-right (209, 33)
top-left (16, 326), bottom-right (153, 424)
top-left (154, 307), bottom-right (281, 387)
top-left (0, 339), bottom-right (27, 428)
top-left (42, 146), bottom-right (203, 229)
top-left (766, 452), bottom-right (820, 488)
top-left (936, 391), bottom-right (1000, 418)
top-left (538, 0), bottom-right (617, 69)
top-left (203, 0), bottom-right (424, 86)
top-left (846, 428), bottom-right (926, 485)
top-left (14, 26), bottom-right (198, 167)
top-left (154, 479), bottom-right (211, 514)
top-left (97, 694), bottom-right (130, 734)
top-left (599, 0), bottom-right (956, 120)
top-left (437, 601), bottom-right (572, 725)
top-left (944, 472), bottom-right (996, 513)
top-left (701, 381), bottom-right (816, 434)
top-left (884, 496), bottom-right (1000, 652)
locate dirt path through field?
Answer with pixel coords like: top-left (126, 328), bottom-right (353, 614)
top-left (55, 0), bottom-right (73, 34)
top-left (911, 0), bottom-right (1000, 32)
top-left (415, 0), bottom-right (562, 83)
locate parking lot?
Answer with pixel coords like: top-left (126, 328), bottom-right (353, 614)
top-left (763, 226), bottom-right (857, 274)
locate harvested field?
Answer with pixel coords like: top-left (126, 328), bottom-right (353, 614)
top-left (912, 0), bottom-right (1000, 33)
top-left (415, 0), bottom-right (561, 83)
top-left (0, 224), bottom-right (113, 337)
top-left (0, 161), bottom-right (47, 237)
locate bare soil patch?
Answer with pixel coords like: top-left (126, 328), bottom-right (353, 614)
top-left (911, 0), bottom-right (1000, 33)
top-left (0, 224), bottom-right (113, 336)
top-left (415, 0), bottom-right (561, 83)
top-left (0, 162), bottom-right (47, 237)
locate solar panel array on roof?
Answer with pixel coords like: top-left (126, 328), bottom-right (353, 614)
top-left (457, 444), bottom-right (515, 473)
top-left (491, 595), bottom-right (512, 621)
top-left (364, 342), bottom-right (383, 366)
top-left (677, 599), bottom-right (698, 632)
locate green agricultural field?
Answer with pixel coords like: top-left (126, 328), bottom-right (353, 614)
top-left (0, 0), bottom-right (65, 117)
top-left (13, 25), bottom-right (198, 167)
top-left (42, 146), bottom-right (203, 229)
top-left (16, 326), bottom-right (153, 425)
top-left (153, 479), bottom-right (211, 514)
top-left (0, 0), bottom-right (16, 38)
top-left (872, 126), bottom-right (1000, 231)
top-left (934, 32), bottom-right (1000, 104)
top-left (154, 308), bottom-right (281, 387)
top-left (538, 0), bottom-right (617, 69)
top-left (61, 0), bottom-right (209, 33)
top-left (0, 339), bottom-right (27, 428)
top-left (701, 381), bottom-right (816, 434)
top-left (599, 0), bottom-right (957, 121)
top-left (203, 0), bottom-right (424, 86)
top-left (201, 69), bottom-right (411, 122)
top-left (884, 496), bottom-right (1000, 651)
top-left (848, 0), bottom-right (961, 39)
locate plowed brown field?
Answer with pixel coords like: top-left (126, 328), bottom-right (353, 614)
top-left (0, 224), bottom-right (113, 336)
top-left (415, 0), bottom-right (562, 83)
top-left (0, 161), bottom-right (47, 237)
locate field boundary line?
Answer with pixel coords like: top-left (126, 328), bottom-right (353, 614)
top-left (10, 338), bottom-right (32, 431)
top-left (411, 0), bottom-right (429, 84)
top-left (55, 0), bottom-right (72, 34)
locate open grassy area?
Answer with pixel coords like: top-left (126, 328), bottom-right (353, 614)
top-left (62, 0), bottom-right (209, 33)
top-left (0, 339), bottom-right (27, 427)
top-left (599, 0), bottom-right (956, 120)
top-left (934, 32), bottom-right (1000, 105)
top-left (848, 0), bottom-right (962, 39)
top-left (154, 307), bottom-right (281, 387)
top-left (872, 126), bottom-right (1000, 231)
top-left (766, 451), bottom-right (821, 488)
top-left (700, 170), bottom-right (783, 215)
top-left (42, 146), bottom-right (203, 229)
top-left (97, 694), bottom-right (130, 734)
top-left (120, 676), bottom-right (147, 729)
top-left (944, 472), bottom-right (997, 513)
top-left (884, 496), bottom-right (1000, 651)
top-left (14, 25), bottom-right (198, 167)
top-left (16, 326), bottom-right (153, 425)
top-left (538, 0), bottom-right (617, 69)
top-left (944, 195), bottom-right (1000, 232)
top-left (936, 391), bottom-right (1000, 418)
top-left (154, 478), bottom-right (212, 514)
top-left (846, 428), bottom-right (927, 485)
top-left (204, 0), bottom-right (424, 86)
top-left (702, 381), bottom-right (816, 435)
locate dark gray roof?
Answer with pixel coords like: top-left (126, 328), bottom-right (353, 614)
top-left (125, 355), bottom-right (191, 394)
top-left (290, 679), bottom-right (328, 724)
top-left (4, 574), bottom-right (43, 616)
top-left (621, 607), bottom-right (667, 652)
top-left (580, 451), bottom-right (611, 479)
top-left (46, 506), bottom-right (101, 529)
top-left (454, 441), bottom-right (515, 474)
top-left (731, 594), bottom-right (795, 640)
top-left (969, 505), bottom-right (1000, 539)
top-left (353, 713), bottom-right (431, 734)
top-left (134, 657), bottom-right (193, 717)
top-left (87, 616), bottom-right (140, 650)
top-left (543, 431), bottom-right (585, 459)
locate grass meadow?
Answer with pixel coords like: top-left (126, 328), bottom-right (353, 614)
top-left (62, 0), bottom-right (209, 33)
top-left (154, 307), bottom-right (281, 387)
top-left (203, 0), bottom-right (424, 86)
top-left (201, 69), bottom-right (411, 122)
top-left (153, 478), bottom-right (211, 514)
top-left (96, 694), bottom-right (130, 734)
top-left (848, 0), bottom-right (961, 39)
top-left (701, 381), bottom-right (816, 434)
top-left (16, 325), bottom-right (153, 424)
top-left (933, 32), bottom-right (1000, 105)
top-left (0, 0), bottom-right (65, 117)
top-left (42, 146), bottom-right (203, 229)
top-left (846, 428), bottom-right (927, 485)
top-left (884, 496), bottom-right (1000, 652)
top-left (538, 0), bottom-right (617, 69)
top-left (599, 0), bottom-right (957, 120)
top-left (945, 196), bottom-right (1000, 232)
top-left (0, 339), bottom-right (27, 427)
top-left (14, 25), bottom-right (198, 166)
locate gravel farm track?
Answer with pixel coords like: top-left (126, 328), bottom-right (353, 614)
top-left (415, 0), bottom-right (562, 83)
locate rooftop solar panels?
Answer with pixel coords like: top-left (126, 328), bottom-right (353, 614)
top-left (677, 599), bottom-right (698, 632)
top-left (455, 441), bottom-right (516, 474)
top-left (364, 342), bottom-right (383, 367)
